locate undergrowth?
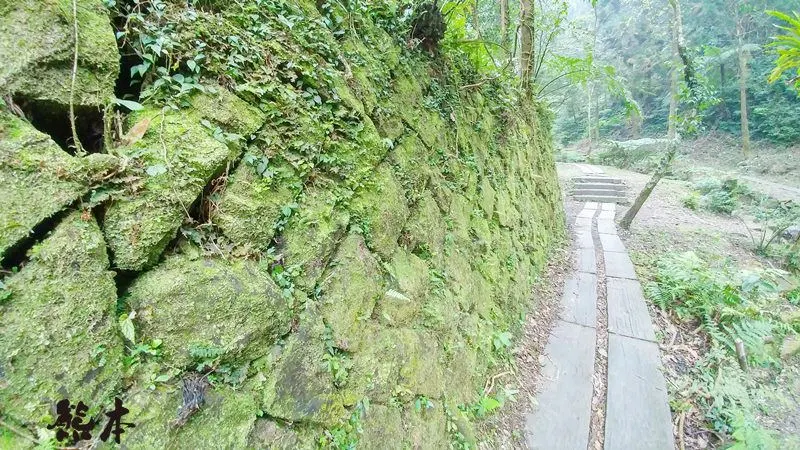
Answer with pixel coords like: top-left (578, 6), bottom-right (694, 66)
top-left (646, 252), bottom-right (800, 447)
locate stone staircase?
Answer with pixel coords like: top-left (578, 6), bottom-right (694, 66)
top-left (572, 175), bottom-right (627, 203)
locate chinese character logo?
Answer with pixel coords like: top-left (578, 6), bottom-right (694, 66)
top-left (47, 397), bottom-right (134, 444)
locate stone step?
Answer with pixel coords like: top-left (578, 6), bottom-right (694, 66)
top-left (573, 188), bottom-right (626, 197)
top-left (574, 176), bottom-right (624, 184)
top-left (574, 195), bottom-right (627, 203)
top-left (573, 182), bottom-right (626, 191)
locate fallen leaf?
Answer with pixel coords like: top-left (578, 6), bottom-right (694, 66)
top-left (121, 117), bottom-right (152, 147)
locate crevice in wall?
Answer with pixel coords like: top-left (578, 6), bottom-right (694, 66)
top-left (12, 97), bottom-right (106, 154)
top-left (0, 207), bottom-right (75, 272)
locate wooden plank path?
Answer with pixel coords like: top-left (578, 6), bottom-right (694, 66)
top-left (526, 191), bottom-right (675, 449)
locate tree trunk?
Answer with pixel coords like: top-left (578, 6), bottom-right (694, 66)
top-left (668, 67), bottom-right (678, 139)
top-left (737, 21), bottom-right (751, 157)
top-left (472, 0), bottom-right (480, 35)
top-left (619, 140), bottom-right (678, 230)
top-left (588, 82), bottom-right (599, 147)
top-left (519, 0), bottom-right (534, 91)
top-left (500, 0), bottom-right (509, 46)
top-left (621, 0), bottom-right (696, 230)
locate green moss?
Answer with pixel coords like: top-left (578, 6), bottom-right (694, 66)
top-left (281, 179), bottom-right (350, 291)
top-left (257, 314), bottom-right (349, 427)
top-left (390, 135), bottom-right (432, 201)
top-left (123, 383), bottom-right (259, 449)
top-left (360, 404), bottom-right (404, 449)
top-left (317, 234), bottom-right (384, 351)
top-left (0, 0), bottom-right (119, 107)
top-left (125, 253), bottom-right (291, 368)
top-left (0, 111), bottom-right (118, 257)
top-left (0, 212), bottom-right (122, 427)
top-left (104, 90), bottom-right (264, 270)
top-left (401, 193), bottom-right (446, 264)
top-left (376, 249), bottom-right (429, 327)
top-left (212, 157), bottom-right (298, 250)
top-left (349, 163), bottom-right (410, 260)
top-left (403, 403), bottom-right (450, 449)
top-left (248, 419), bottom-right (320, 449)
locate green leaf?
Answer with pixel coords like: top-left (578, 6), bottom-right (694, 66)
top-left (146, 164), bottom-right (168, 176)
top-left (112, 97), bottom-right (144, 111)
top-left (119, 313), bottom-right (136, 343)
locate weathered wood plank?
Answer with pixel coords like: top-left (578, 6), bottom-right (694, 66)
top-left (576, 247), bottom-right (597, 274)
top-left (604, 251), bottom-right (637, 280)
top-left (607, 277), bottom-right (656, 341)
top-left (599, 233), bottom-right (626, 253)
top-left (605, 334), bottom-right (675, 450)
top-left (526, 320), bottom-right (596, 450)
top-left (560, 273), bottom-right (597, 327)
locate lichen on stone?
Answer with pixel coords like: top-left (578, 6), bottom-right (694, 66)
top-left (125, 253), bottom-right (292, 368)
top-left (0, 110), bottom-right (117, 257)
top-left (0, 212), bottom-right (122, 427)
top-left (0, 0), bottom-right (119, 107)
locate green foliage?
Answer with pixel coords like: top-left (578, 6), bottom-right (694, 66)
top-left (588, 142), bottom-right (663, 174)
top-left (0, 280), bottom-right (11, 304)
top-left (188, 343), bottom-right (248, 386)
top-left (689, 177), bottom-right (748, 215)
top-left (554, 149), bottom-right (586, 163)
top-left (768, 10), bottom-right (800, 92)
top-left (318, 398), bottom-right (368, 449)
top-left (323, 324), bottom-right (352, 388)
top-left (646, 252), bottom-right (796, 366)
top-left (682, 192), bottom-right (700, 210)
top-left (646, 253), bottom-right (800, 442)
top-left (728, 409), bottom-right (778, 450)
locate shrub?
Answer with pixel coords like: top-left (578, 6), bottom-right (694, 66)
top-left (690, 177), bottom-right (748, 215)
top-left (682, 192), bottom-right (700, 210)
top-left (646, 252), bottom-right (796, 366)
top-left (555, 150), bottom-right (586, 163)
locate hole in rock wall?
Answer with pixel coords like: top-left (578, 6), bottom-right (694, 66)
top-left (0, 208), bottom-right (75, 272)
top-left (13, 97), bottom-right (106, 154)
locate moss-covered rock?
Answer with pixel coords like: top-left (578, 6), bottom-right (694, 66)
top-left (281, 179), bottom-right (350, 291)
top-left (123, 383), bottom-right (259, 449)
top-left (401, 192), bottom-right (446, 264)
top-left (103, 90), bottom-right (264, 270)
top-left (0, 0), bottom-right (119, 107)
top-left (247, 418), bottom-right (320, 449)
top-left (0, 212), bottom-right (122, 427)
top-left (257, 314), bottom-right (349, 427)
top-left (349, 163), bottom-right (410, 260)
top-left (375, 249), bottom-right (429, 327)
top-left (0, 111), bottom-right (117, 257)
top-left (125, 254), bottom-right (291, 368)
top-left (317, 234), bottom-right (384, 351)
top-left (404, 403), bottom-right (450, 449)
top-left (359, 404), bottom-right (404, 449)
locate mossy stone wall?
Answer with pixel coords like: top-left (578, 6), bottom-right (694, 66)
top-left (0, 1), bottom-right (564, 448)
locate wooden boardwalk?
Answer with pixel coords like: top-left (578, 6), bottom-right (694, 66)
top-left (526, 192), bottom-right (675, 449)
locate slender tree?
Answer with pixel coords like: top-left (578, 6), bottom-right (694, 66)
top-left (519, 0), bottom-right (534, 91)
top-left (620, 0), bottom-right (698, 230)
top-left (500, 0), bottom-right (509, 46)
top-left (736, 10), bottom-right (752, 156)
